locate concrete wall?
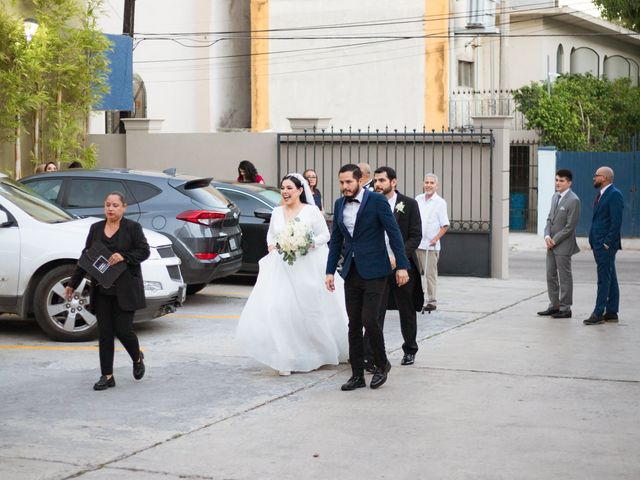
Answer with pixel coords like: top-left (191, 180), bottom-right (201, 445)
top-left (90, 129), bottom-right (278, 184)
top-left (267, 0), bottom-right (427, 132)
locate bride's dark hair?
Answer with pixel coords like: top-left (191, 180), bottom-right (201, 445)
top-left (281, 174), bottom-right (308, 205)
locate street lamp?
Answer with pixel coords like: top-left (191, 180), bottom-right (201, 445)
top-left (23, 17), bottom-right (39, 43)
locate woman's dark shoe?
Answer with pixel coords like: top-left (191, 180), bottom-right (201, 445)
top-left (133, 351), bottom-right (145, 380)
top-left (94, 375), bottom-right (115, 391)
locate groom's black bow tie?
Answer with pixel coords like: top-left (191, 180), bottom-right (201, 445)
top-left (345, 197), bottom-right (360, 203)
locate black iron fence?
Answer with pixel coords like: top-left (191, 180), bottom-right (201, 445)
top-left (277, 127), bottom-right (494, 233)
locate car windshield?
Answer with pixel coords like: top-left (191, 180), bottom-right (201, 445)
top-left (257, 189), bottom-right (281, 205)
top-left (0, 178), bottom-right (74, 223)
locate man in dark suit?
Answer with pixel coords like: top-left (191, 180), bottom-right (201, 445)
top-left (326, 164), bottom-right (410, 391)
top-left (537, 169), bottom-right (581, 319)
top-left (363, 166), bottom-right (422, 368)
top-left (584, 166), bottom-right (624, 325)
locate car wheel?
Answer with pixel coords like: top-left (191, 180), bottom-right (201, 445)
top-left (33, 264), bottom-right (98, 342)
top-left (186, 283), bottom-right (207, 295)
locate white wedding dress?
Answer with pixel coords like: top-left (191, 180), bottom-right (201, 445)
top-left (236, 204), bottom-right (348, 373)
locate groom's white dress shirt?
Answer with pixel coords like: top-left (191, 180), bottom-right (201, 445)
top-left (343, 187), bottom-right (365, 237)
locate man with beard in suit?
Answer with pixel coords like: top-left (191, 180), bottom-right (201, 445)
top-left (363, 167), bottom-right (423, 368)
top-left (326, 164), bottom-right (409, 391)
top-left (584, 166), bottom-right (624, 325)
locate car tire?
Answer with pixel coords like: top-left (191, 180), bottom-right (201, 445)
top-left (186, 283), bottom-right (207, 295)
top-left (33, 264), bottom-right (98, 342)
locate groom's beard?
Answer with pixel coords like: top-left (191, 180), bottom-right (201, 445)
top-left (342, 185), bottom-right (361, 199)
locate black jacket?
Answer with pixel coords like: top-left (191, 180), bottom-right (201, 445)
top-left (388, 191), bottom-right (424, 311)
top-left (69, 218), bottom-right (150, 312)
top-left (392, 191), bottom-right (422, 268)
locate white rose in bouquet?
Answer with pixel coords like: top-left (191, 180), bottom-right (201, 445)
top-left (275, 218), bottom-right (314, 265)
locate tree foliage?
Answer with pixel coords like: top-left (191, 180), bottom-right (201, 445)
top-left (0, 0), bottom-right (111, 177)
top-left (513, 74), bottom-right (640, 151)
top-left (593, 0), bottom-right (640, 32)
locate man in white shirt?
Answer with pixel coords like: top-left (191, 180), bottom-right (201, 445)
top-left (415, 173), bottom-right (449, 312)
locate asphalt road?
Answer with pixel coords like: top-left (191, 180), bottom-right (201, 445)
top-left (1, 246), bottom-right (639, 479)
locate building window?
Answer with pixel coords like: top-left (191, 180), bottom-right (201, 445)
top-left (603, 55), bottom-right (630, 81)
top-left (556, 44), bottom-right (564, 74)
top-left (570, 47), bottom-right (599, 76)
top-left (458, 61), bottom-right (474, 88)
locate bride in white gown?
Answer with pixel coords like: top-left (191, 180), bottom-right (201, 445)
top-left (236, 173), bottom-right (348, 375)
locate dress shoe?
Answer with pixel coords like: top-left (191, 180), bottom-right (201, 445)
top-left (370, 362), bottom-right (391, 389)
top-left (364, 360), bottom-right (376, 374)
top-left (401, 353), bottom-right (415, 366)
top-left (341, 375), bottom-right (366, 391)
top-left (93, 375), bottom-right (115, 391)
top-left (421, 303), bottom-right (436, 314)
top-left (133, 351), bottom-right (145, 380)
top-left (537, 308), bottom-right (560, 316)
top-left (583, 314), bottom-right (604, 325)
top-left (551, 310), bottom-right (572, 319)
top-left (603, 312), bottom-right (619, 322)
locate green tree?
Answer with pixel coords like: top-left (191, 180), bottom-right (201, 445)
top-left (0, 0), bottom-right (111, 177)
top-left (513, 74), bottom-right (640, 151)
top-left (593, 0), bottom-right (640, 32)
top-left (0, 8), bottom-right (46, 178)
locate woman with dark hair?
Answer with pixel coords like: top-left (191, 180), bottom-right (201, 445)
top-left (303, 168), bottom-right (323, 210)
top-left (65, 191), bottom-right (149, 391)
top-left (44, 162), bottom-right (58, 172)
top-left (236, 173), bottom-right (347, 376)
top-left (237, 160), bottom-right (265, 184)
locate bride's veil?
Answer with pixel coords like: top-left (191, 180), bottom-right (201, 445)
top-left (288, 172), bottom-right (316, 206)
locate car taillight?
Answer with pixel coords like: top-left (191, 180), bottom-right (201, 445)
top-left (195, 253), bottom-right (219, 260)
top-left (176, 210), bottom-right (225, 226)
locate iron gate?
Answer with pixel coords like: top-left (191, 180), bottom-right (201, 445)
top-left (277, 128), bottom-right (494, 276)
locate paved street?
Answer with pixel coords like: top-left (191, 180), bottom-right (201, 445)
top-left (1, 234), bottom-right (639, 480)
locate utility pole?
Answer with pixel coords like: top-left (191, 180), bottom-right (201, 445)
top-left (123, 0), bottom-right (136, 37)
top-left (119, 0), bottom-right (136, 132)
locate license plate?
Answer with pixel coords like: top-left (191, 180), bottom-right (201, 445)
top-left (229, 237), bottom-right (237, 250)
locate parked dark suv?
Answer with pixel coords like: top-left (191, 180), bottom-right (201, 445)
top-left (21, 169), bottom-right (243, 294)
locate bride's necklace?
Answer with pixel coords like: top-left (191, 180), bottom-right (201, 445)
top-left (283, 203), bottom-right (304, 223)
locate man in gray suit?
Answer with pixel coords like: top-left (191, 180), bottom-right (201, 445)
top-left (537, 169), bottom-right (581, 318)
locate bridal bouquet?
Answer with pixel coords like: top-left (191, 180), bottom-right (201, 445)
top-left (275, 218), bottom-right (314, 265)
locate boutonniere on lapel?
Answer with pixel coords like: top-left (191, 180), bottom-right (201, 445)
top-left (395, 201), bottom-right (406, 214)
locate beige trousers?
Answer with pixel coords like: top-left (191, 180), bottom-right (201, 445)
top-left (416, 249), bottom-right (439, 305)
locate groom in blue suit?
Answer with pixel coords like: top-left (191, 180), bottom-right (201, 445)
top-left (326, 164), bottom-right (410, 391)
top-left (584, 166), bottom-right (624, 325)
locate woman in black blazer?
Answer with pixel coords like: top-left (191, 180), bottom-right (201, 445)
top-left (65, 192), bottom-right (150, 391)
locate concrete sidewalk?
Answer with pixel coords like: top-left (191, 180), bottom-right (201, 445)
top-left (2, 243), bottom-right (639, 479)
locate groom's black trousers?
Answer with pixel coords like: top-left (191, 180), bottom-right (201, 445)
top-left (364, 272), bottom-right (419, 363)
top-left (344, 266), bottom-right (389, 376)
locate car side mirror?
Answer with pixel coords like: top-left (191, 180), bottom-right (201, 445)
top-left (254, 208), bottom-right (272, 221)
top-left (0, 210), bottom-right (11, 227)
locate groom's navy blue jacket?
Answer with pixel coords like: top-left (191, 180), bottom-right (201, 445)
top-left (327, 189), bottom-right (410, 280)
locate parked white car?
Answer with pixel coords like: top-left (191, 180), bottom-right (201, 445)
top-left (0, 173), bottom-right (186, 341)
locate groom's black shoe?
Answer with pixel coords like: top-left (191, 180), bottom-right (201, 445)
top-left (370, 362), bottom-right (391, 389)
top-left (537, 308), bottom-right (560, 316)
top-left (401, 353), bottom-right (415, 366)
top-left (341, 375), bottom-right (366, 391)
